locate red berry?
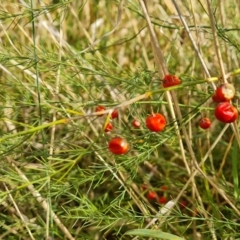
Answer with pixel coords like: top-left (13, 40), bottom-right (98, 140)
top-left (179, 200), bottom-right (188, 210)
top-left (108, 137), bottom-right (130, 155)
top-left (111, 110), bottom-right (118, 119)
top-left (212, 93), bottom-right (221, 103)
top-left (158, 196), bottom-right (167, 204)
top-left (214, 102), bottom-right (238, 123)
top-left (141, 184), bottom-right (148, 191)
top-left (198, 117), bottom-right (211, 129)
top-left (104, 122), bottom-right (113, 132)
top-left (192, 209), bottom-right (200, 217)
top-left (213, 83), bottom-right (235, 102)
top-left (147, 191), bottom-right (157, 200)
top-left (132, 119), bottom-right (141, 128)
top-left (146, 113), bottom-right (166, 132)
top-left (160, 185), bottom-right (168, 191)
top-left (95, 105), bottom-right (105, 117)
top-left (162, 74), bottom-right (181, 88)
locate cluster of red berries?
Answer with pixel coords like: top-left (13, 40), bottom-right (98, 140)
top-left (95, 106), bottom-right (167, 155)
top-left (95, 75), bottom-right (238, 154)
top-left (99, 74), bottom-right (180, 155)
top-left (212, 83), bottom-right (238, 123)
top-left (95, 105), bottom-right (130, 155)
top-left (199, 83), bottom-right (238, 129)
top-left (142, 184), bottom-right (168, 205)
top-left (107, 113), bottom-right (166, 155)
top-left (95, 106), bottom-right (118, 133)
top-left (142, 184), bottom-right (188, 209)
top-left (105, 112), bottom-right (166, 155)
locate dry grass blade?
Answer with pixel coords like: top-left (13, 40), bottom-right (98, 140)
top-left (3, 183), bottom-right (35, 240)
top-left (6, 158), bottom-right (75, 240)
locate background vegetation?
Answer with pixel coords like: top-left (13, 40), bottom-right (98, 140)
top-left (0, 0), bottom-right (240, 239)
